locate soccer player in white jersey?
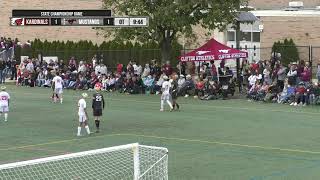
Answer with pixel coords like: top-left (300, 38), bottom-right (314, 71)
top-left (160, 76), bottom-right (173, 112)
top-left (0, 86), bottom-right (10, 122)
top-left (77, 93), bottom-right (91, 136)
top-left (52, 72), bottom-right (64, 104)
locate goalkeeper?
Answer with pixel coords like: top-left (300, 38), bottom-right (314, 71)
top-left (92, 83), bottom-right (105, 133)
top-left (171, 75), bottom-right (180, 110)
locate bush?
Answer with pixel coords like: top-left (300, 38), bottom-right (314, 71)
top-left (272, 38), bottom-right (299, 65)
top-left (15, 39), bottom-right (182, 67)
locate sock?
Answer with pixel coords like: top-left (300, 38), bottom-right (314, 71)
top-left (95, 120), bottom-right (100, 129)
top-left (160, 100), bottom-right (164, 110)
top-left (77, 127), bottom-right (81, 136)
top-left (4, 113), bottom-right (7, 121)
top-left (85, 125), bottom-right (91, 134)
top-left (60, 98), bottom-right (63, 104)
top-left (166, 100), bottom-right (173, 109)
top-left (173, 104), bottom-right (176, 109)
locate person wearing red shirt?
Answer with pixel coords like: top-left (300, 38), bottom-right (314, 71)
top-left (162, 61), bottom-right (172, 76)
top-left (300, 66), bottom-right (311, 83)
top-left (117, 63), bottom-right (123, 74)
top-left (210, 61), bottom-right (217, 81)
top-left (292, 82), bottom-right (306, 106)
top-left (194, 78), bottom-right (205, 98)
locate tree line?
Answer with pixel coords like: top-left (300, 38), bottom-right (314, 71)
top-left (15, 39), bottom-right (183, 66)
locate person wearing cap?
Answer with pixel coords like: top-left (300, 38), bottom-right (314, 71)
top-left (160, 75), bottom-right (173, 112)
top-left (0, 86), bottom-right (10, 122)
top-left (178, 74), bottom-right (185, 89)
top-left (77, 93), bottom-right (91, 136)
top-left (92, 84), bottom-right (105, 133)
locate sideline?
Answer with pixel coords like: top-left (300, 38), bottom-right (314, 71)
top-left (11, 91), bottom-right (320, 117)
top-left (1, 133), bottom-right (320, 155)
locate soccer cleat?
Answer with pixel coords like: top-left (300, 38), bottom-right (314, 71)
top-left (96, 130), bottom-right (100, 133)
top-left (160, 109), bottom-right (164, 112)
top-left (170, 108), bottom-right (173, 112)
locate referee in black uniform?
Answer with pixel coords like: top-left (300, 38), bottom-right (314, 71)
top-left (92, 85), bottom-right (105, 133)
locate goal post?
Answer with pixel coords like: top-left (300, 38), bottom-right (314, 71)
top-left (0, 143), bottom-right (168, 180)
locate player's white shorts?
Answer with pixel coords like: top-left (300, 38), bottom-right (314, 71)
top-left (54, 88), bottom-right (63, 94)
top-left (161, 93), bottom-right (171, 101)
top-left (79, 115), bottom-right (87, 123)
top-left (0, 106), bottom-right (9, 113)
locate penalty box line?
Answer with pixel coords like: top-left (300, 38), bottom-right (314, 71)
top-left (0, 133), bottom-right (320, 156)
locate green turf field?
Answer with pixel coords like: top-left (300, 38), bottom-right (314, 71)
top-left (1, 86), bottom-right (320, 179)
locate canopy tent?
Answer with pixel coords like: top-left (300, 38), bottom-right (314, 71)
top-left (179, 38), bottom-right (248, 62)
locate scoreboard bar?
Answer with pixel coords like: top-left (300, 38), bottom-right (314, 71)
top-left (12, 10), bottom-right (111, 17)
top-left (10, 17), bottom-right (149, 27)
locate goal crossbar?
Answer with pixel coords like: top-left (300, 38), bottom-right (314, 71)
top-left (0, 143), bottom-right (169, 180)
top-left (0, 143), bottom-right (140, 170)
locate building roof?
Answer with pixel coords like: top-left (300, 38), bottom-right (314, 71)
top-left (236, 12), bottom-right (259, 22)
top-left (251, 9), bottom-right (320, 17)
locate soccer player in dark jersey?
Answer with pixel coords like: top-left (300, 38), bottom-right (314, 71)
top-left (92, 84), bottom-right (105, 133)
top-left (171, 75), bottom-right (180, 110)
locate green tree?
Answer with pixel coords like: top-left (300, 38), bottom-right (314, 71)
top-left (272, 38), bottom-right (299, 65)
top-left (101, 0), bottom-right (245, 63)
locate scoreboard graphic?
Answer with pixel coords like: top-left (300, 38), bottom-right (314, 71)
top-left (10, 10), bottom-right (149, 27)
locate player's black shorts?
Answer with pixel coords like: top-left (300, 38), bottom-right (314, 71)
top-left (93, 109), bottom-right (102, 116)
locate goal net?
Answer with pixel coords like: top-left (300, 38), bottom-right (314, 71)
top-left (0, 143), bottom-right (168, 180)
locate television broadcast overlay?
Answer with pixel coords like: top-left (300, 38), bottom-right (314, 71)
top-left (10, 10), bottom-right (149, 27)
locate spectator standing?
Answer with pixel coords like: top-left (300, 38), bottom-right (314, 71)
top-left (117, 63), bottom-right (123, 74)
top-left (162, 61), bottom-right (172, 76)
top-left (10, 59), bottom-right (17, 80)
top-left (277, 64), bottom-right (287, 91)
top-left (301, 66), bottom-right (311, 83)
top-left (100, 64), bottom-right (107, 75)
top-left (317, 61), bottom-right (320, 83)
top-left (263, 65), bottom-right (271, 85)
top-left (287, 64), bottom-right (298, 86)
top-left (0, 60), bottom-right (5, 84)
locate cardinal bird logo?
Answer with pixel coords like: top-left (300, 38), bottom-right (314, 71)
top-left (218, 49), bottom-right (230, 53)
top-left (65, 19), bottom-right (77, 25)
top-left (11, 18), bottom-right (24, 26)
top-left (196, 51), bottom-right (211, 55)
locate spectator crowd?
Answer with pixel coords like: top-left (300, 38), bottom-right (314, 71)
top-left (243, 59), bottom-right (320, 106)
top-left (2, 43), bottom-right (320, 107)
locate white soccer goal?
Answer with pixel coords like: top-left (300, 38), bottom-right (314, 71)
top-left (0, 143), bottom-right (168, 180)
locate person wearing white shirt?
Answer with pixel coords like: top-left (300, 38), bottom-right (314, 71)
top-left (52, 72), bottom-right (64, 104)
top-left (178, 75), bottom-right (185, 88)
top-left (160, 76), bottom-right (173, 112)
top-left (142, 64), bottom-right (150, 78)
top-left (26, 60), bottom-right (34, 72)
top-left (248, 73), bottom-right (258, 87)
top-left (100, 64), bottom-right (107, 75)
top-left (0, 86), bottom-right (10, 122)
top-left (77, 93), bottom-right (91, 136)
top-left (135, 64), bottom-right (142, 76)
top-left (95, 64), bottom-right (101, 75)
top-left (78, 61), bottom-right (86, 73)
